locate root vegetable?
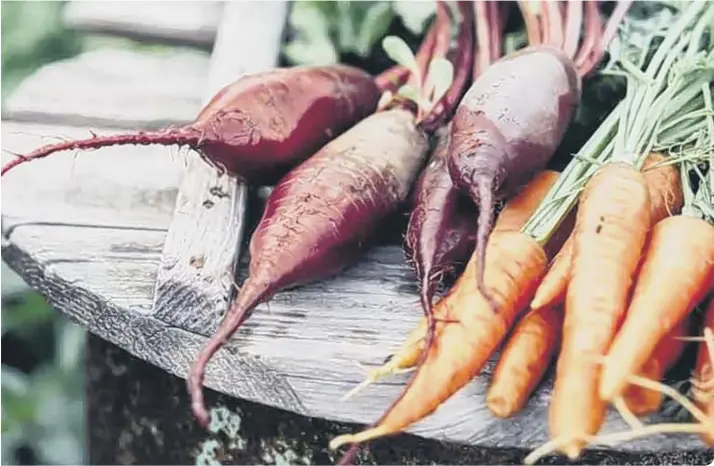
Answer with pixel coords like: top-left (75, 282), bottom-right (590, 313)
top-left (486, 304), bottom-right (563, 418)
top-left (1, 65), bottom-right (381, 184)
top-left (531, 152), bottom-right (684, 310)
top-left (329, 230), bottom-right (548, 450)
top-left (549, 162), bottom-right (652, 458)
top-left (599, 215), bottom-right (714, 402)
top-left (188, 108), bottom-right (430, 426)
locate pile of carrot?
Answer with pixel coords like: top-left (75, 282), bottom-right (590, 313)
top-left (329, 1), bottom-right (714, 464)
top-left (3, 1), bottom-right (714, 464)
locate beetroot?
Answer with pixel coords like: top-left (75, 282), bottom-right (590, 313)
top-left (404, 124), bottom-right (477, 315)
top-left (187, 108), bottom-right (430, 426)
top-left (446, 1), bottom-right (631, 308)
top-left (1, 65), bottom-right (380, 184)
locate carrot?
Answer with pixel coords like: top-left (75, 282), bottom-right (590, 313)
top-left (330, 230), bottom-right (547, 454)
top-left (598, 215), bottom-right (714, 402)
top-left (621, 320), bottom-right (688, 416)
top-left (346, 169), bottom-right (561, 400)
top-left (693, 298), bottom-right (714, 446)
top-left (549, 161), bottom-right (652, 458)
top-left (522, 4), bottom-right (714, 461)
top-left (446, 1), bottom-right (630, 309)
top-left (0, 65), bottom-right (380, 184)
top-left (486, 304), bottom-right (563, 418)
top-left (531, 151), bottom-right (684, 310)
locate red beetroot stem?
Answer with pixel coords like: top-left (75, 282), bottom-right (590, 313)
top-left (488, 1), bottom-right (503, 61)
top-left (1, 127), bottom-right (201, 176)
top-left (574, 1), bottom-right (603, 72)
top-left (421, 1), bottom-right (475, 131)
top-left (563, 0), bottom-right (584, 60)
top-left (375, 65), bottom-right (410, 93)
top-left (579, 0), bottom-right (633, 77)
top-left (518, 0), bottom-right (542, 46)
top-left (407, 10), bottom-right (441, 90)
top-left (473, 0), bottom-right (492, 79)
top-left (544, 0), bottom-right (565, 48)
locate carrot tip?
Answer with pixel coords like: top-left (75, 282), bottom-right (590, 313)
top-left (486, 395), bottom-right (515, 418)
top-left (329, 425), bottom-right (391, 450)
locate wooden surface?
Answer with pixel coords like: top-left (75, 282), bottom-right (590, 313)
top-left (86, 333), bottom-right (714, 465)
top-left (2, 48), bottom-right (209, 130)
top-left (63, 1), bottom-right (220, 49)
top-left (153, 0), bottom-right (289, 351)
top-left (1, 1), bottom-right (710, 459)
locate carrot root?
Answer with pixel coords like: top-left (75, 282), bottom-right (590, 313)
top-left (549, 162), bottom-right (652, 457)
top-left (599, 215), bottom-right (714, 401)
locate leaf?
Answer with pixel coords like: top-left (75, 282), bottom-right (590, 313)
top-left (382, 35), bottom-right (418, 77)
top-left (356, 2), bottom-right (395, 57)
top-left (397, 84), bottom-right (421, 105)
top-left (425, 57), bottom-right (454, 105)
top-left (393, 0), bottom-right (436, 35)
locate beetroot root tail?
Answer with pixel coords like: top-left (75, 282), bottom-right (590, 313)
top-left (186, 279), bottom-right (270, 428)
top-left (472, 179), bottom-right (500, 313)
top-left (1, 127), bottom-right (202, 176)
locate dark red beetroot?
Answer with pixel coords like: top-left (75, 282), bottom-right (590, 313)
top-left (187, 108), bottom-right (430, 426)
top-left (446, 0), bottom-right (632, 308)
top-left (186, 0), bottom-right (474, 427)
top-left (1, 65), bottom-right (380, 184)
top-left (404, 124), bottom-right (477, 314)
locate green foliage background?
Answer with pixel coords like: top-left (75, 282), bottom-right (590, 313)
top-left (0, 2), bottom-right (156, 464)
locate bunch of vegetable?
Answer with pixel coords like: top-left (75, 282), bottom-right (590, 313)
top-left (3, 1), bottom-right (714, 464)
top-left (330, 1), bottom-right (714, 463)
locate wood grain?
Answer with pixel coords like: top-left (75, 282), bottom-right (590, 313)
top-left (63, 1), bottom-right (220, 49)
top-left (3, 48), bottom-right (209, 130)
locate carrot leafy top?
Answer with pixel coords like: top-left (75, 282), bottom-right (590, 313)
top-left (522, 1), bottom-right (714, 246)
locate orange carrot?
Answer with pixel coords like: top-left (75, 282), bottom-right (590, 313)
top-left (345, 170), bottom-right (561, 394)
top-left (599, 215), bottom-right (714, 402)
top-left (493, 170), bottom-right (562, 234)
top-left (693, 298), bottom-right (714, 446)
top-left (621, 320), bottom-right (688, 416)
top-left (486, 304), bottom-right (563, 418)
top-left (549, 162), bottom-right (652, 458)
top-left (531, 152), bottom-right (683, 310)
top-left (330, 230), bottom-right (548, 450)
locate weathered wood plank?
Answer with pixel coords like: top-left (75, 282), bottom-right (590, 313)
top-left (63, 1), bottom-right (221, 49)
top-left (152, 1), bottom-right (289, 353)
top-left (3, 49), bottom-right (209, 129)
top-left (2, 221), bottom-right (706, 452)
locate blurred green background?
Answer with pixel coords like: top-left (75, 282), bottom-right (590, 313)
top-left (1, 2), bottom-right (160, 464)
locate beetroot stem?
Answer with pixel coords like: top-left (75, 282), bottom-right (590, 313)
top-left (581, 0), bottom-right (633, 77)
top-left (488, 2), bottom-right (503, 62)
top-left (421, 1), bottom-right (475, 131)
top-left (563, 0), bottom-right (584, 59)
top-left (574, 1), bottom-right (603, 74)
top-left (1, 127), bottom-right (202, 176)
top-left (473, 0), bottom-right (492, 79)
top-left (518, 0), bottom-right (542, 46)
top-left (545, 0), bottom-right (564, 49)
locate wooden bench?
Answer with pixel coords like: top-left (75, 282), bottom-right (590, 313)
top-left (2, 2), bottom-right (712, 464)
